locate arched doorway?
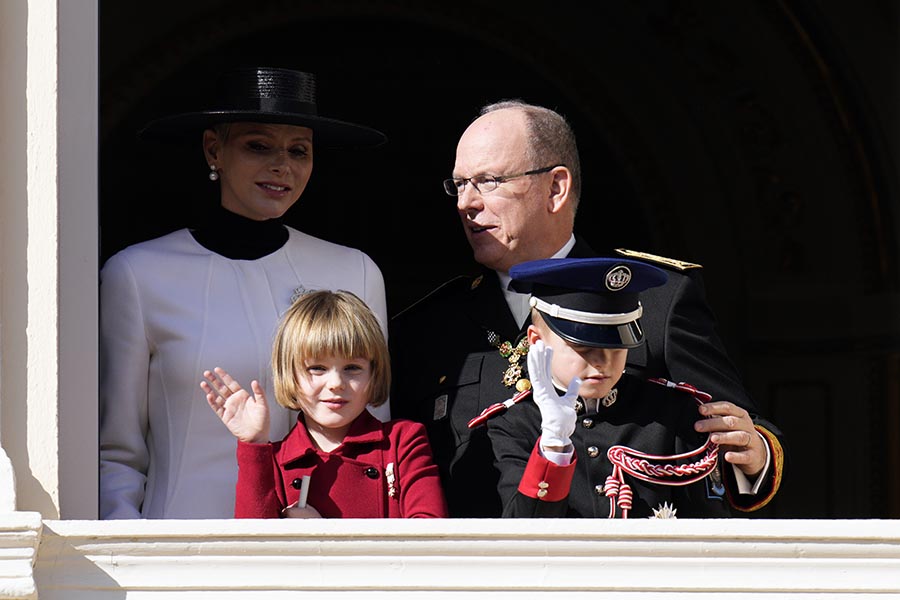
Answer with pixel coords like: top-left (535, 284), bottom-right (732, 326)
top-left (99, 0), bottom-right (900, 518)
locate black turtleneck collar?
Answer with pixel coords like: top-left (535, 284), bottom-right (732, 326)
top-left (190, 204), bottom-right (289, 260)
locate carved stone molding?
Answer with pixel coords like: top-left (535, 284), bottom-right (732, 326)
top-left (0, 512), bottom-right (41, 600)
top-left (25, 518), bottom-right (900, 598)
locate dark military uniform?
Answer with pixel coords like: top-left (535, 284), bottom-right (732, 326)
top-left (487, 374), bottom-right (732, 518)
top-left (389, 270), bottom-right (517, 517)
top-left (389, 238), bottom-right (784, 517)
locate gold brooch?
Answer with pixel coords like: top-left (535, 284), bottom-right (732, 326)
top-left (488, 331), bottom-right (530, 388)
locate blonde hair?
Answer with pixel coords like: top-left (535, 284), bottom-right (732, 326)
top-left (271, 290), bottom-right (390, 410)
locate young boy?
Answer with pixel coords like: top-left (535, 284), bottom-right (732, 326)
top-left (482, 257), bottom-right (781, 518)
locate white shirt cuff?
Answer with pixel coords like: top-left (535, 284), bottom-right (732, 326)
top-left (540, 445), bottom-right (574, 466)
top-left (731, 430), bottom-right (772, 495)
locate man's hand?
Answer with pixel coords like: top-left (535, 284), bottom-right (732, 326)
top-left (527, 339), bottom-right (582, 451)
top-left (695, 401), bottom-right (766, 477)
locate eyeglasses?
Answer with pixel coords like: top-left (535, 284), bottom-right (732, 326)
top-left (442, 164), bottom-right (563, 196)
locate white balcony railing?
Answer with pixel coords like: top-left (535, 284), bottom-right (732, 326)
top-left (2, 514), bottom-right (898, 599)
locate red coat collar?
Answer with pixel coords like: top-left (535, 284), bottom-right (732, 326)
top-left (276, 408), bottom-right (386, 466)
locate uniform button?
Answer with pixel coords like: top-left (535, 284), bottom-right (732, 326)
top-left (587, 446), bottom-right (600, 458)
top-left (582, 418), bottom-right (594, 429)
top-left (594, 485), bottom-right (605, 496)
top-left (291, 478), bottom-right (304, 489)
top-left (536, 489), bottom-right (548, 498)
top-left (365, 467), bottom-right (379, 479)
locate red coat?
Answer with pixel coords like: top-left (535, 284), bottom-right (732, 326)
top-left (234, 409), bottom-right (448, 518)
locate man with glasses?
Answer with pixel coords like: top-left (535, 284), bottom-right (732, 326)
top-left (389, 100), bottom-right (784, 518)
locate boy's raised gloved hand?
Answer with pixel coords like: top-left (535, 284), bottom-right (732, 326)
top-left (527, 339), bottom-right (582, 450)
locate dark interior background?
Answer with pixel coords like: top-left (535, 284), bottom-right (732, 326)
top-left (99, 10), bottom-right (647, 314)
top-left (99, 0), bottom-right (900, 518)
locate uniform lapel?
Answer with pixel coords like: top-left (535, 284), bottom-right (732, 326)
top-left (466, 268), bottom-right (522, 342)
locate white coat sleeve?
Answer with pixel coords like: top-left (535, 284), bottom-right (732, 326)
top-left (98, 252), bottom-right (151, 519)
top-left (360, 252), bottom-right (391, 422)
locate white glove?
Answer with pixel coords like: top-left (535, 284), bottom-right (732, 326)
top-left (527, 339), bottom-right (582, 449)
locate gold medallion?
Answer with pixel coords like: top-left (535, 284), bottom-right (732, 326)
top-left (491, 334), bottom-right (530, 388)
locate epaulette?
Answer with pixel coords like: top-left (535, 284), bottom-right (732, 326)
top-left (391, 274), bottom-right (478, 319)
top-left (614, 248), bottom-right (702, 271)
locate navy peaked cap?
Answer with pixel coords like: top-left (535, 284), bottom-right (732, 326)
top-left (509, 257), bottom-right (668, 348)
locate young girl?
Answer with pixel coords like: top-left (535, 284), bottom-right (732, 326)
top-left (201, 290), bottom-right (447, 519)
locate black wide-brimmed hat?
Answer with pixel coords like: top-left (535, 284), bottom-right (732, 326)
top-left (510, 257), bottom-right (668, 349)
top-left (138, 67), bottom-right (387, 149)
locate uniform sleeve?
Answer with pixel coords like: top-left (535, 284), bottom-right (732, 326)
top-left (661, 271), bottom-right (787, 508)
top-left (488, 402), bottom-right (575, 518)
top-left (234, 441), bottom-right (284, 519)
top-left (395, 421), bottom-right (448, 518)
top-left (724, 424), bottom-right (785, 512)
top-left (662, 271), bottom-right (755, 410)
top-left (98, 253), bottom-right (152, 519)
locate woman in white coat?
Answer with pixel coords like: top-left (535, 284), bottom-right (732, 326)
top-left (99, 66), bottom-right (389, 519)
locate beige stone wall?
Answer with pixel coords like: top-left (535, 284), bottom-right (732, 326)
top-left (1, 0), bottom-right (99, 521)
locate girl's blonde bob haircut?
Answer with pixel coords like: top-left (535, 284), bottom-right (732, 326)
top-left (271, 290), bottom-right (390, 410)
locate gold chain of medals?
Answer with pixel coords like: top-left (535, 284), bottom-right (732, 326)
top-left (487, 330), bottom-right (531, 390)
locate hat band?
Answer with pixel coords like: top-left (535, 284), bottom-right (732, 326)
top-left (226, 98), bottom-right (318, 116)
top-left (530, 297), bottom-right (643, 325)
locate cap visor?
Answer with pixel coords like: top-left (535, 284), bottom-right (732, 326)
top-left (543, 314), bottom-right (645, 349)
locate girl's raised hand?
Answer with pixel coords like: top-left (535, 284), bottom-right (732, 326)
top-left (201, 367), bottom-right (270, 444)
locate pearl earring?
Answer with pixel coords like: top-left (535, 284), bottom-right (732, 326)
top-left (208, 165), bottom-right (219, 181)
